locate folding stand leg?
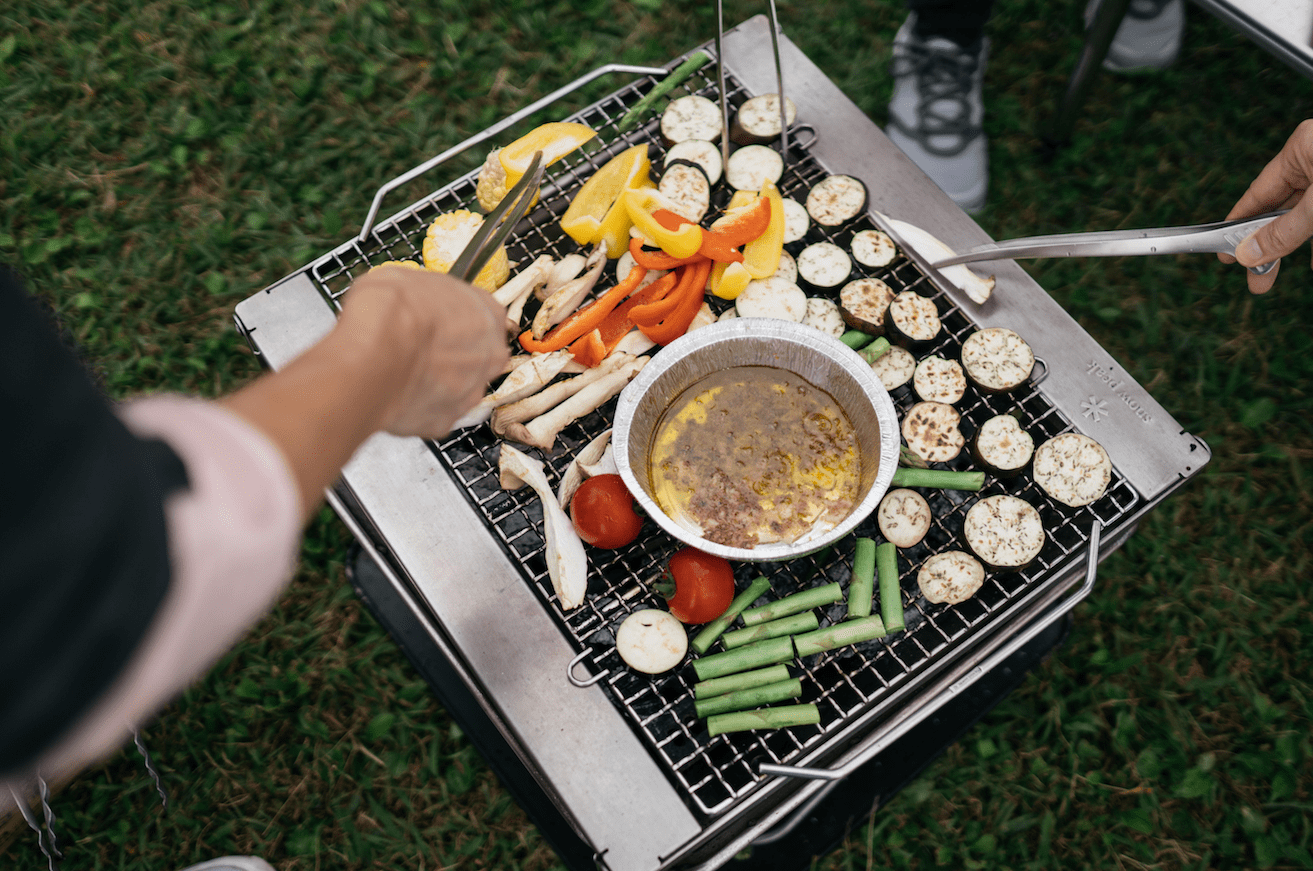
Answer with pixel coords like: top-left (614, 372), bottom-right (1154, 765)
top-left (1044, 0), bottom-right (1134, 148)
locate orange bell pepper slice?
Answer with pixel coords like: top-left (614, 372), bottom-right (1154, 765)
top-left (638, 259), bottom-right (712, 346)
top-left (627, 237), bottom-right (706, 271)
top-left (518, 263), bottom-right (648, 354)
top-left (568, 329), bottom-right (608, 368)
top-left (571, 272), bottom-right (679, 365)
top-left (700, 197), bottom-right (771, 263)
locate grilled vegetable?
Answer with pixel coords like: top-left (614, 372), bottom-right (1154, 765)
top-left (846, 537), bottom-right (877, 618)
top-left (870, 344), bottom-right (915, 390)
top-left (422, 209), bottom-right (510, 292)
top-left (693, 662), bottom-right (790, 698)
top-left (795, 241), bottom-right (852, 292)
top-left (917, 551), bottom-right (985, 605)
top-left (556, 428), bottom-right (615, 509)
top-left (890, 467), bottom-right (985, 491)
top-left (660, 547), bottom-right (736, 624)
top-left (695, 678), bottom-right (803, 718)
top-left (793, 615), bottom-right (886, 656)
top-left (735, 275), bottom-right (807, 321)
top-left (618, 51), bottom-right (712, 132)
top-left (660, 93), bottom-right (723, 145)
top-left (657, 159), bottom-right (712, 223)
top-left (801, 297), bottom-right (846, 337)
top-left (774, 250), bottom-right (798, 284)
top-left (498, 444), bottom-right (588, 611)
top-left (839, 277), bottom-right (895, 335)
top-left (876, 543), bottom-right (905, 632)
top-left (881, 216), bottom-right (995, 305)
top-left (858, 337), bottom-right (891, 365)
top-left (851, 229), bottom-right (897, 268)
top-left (665, 139), bottom-right (723, 185)
top-left (693, 635), bottom-right (794, 680)
top-left (475, 121), bottom-right (595, 212)
top-left (730, 93), bottom-right (797, 145)
top-left (805, 174), bottom-right (867, 227)
top-left (841, 329), bottom-right (876, 350)
top-left (721, 613), bottom-right (818, 650)
top-left (616, 609), bottom-right (688, 674)
top-left (901, 400), bottom-right (965, 463)
top-left (886, 291), bottom-right (942, 348)
top-left (706, 704), bottom-right (820, 736)
top-left (560, 144), bottom-right (653, 256)
top-left (781, 197), bottom-right (811, 244)
top-left (740, 582), bottom-right (845, 626)
top-left (913, 355), bottom-right (967, 404)
top-left (877, 488), bottom-right (931, 548)
top-left (690, 575), bottom-right (772, 655)
top-left (725, 144), bottom-right (784, 191)
top-left (960, 327), bottom-right (1035, 393)
top-left (570, 473), bottom-right (644, 549)
top-left (972, 414), bottom-right (1034, 478)
top-left (963, 494), bottom-right (1046, 571)
top-left (1032, 432), bottom-right (1112, 507)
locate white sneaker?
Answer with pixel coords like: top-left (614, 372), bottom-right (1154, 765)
top-left (1087, 0), bottom-right (1185, 71)
top-left (176, 858), bottom-right (276, 871)
top-left (886, 13), bottom-right (990, 214)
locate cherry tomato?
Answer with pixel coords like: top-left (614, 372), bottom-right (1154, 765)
top-left (570, 474), bottom-right (644, 549)
top-left (662, 547), bottom-right (735, 624)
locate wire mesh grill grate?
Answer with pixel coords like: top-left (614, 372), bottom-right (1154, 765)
top-left (305, 59), bottom-right (1140, 819)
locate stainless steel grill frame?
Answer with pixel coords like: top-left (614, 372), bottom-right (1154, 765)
top-left (234, 16), bottom-right (1208, 871)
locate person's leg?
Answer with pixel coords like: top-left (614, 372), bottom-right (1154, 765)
top-left (886, 0), bottom-right (997, 214)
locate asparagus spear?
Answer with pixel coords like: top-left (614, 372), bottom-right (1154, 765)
top-left (690, 575), bottom-right (771, 655)
top-left (707, 704), bottom-right (820, 737)
top-left (693, 664), bottom-right (792, 700)
top-left (877, 542), bottom-right (905, 632)
top-left (740, 582), bottom-right (844, 627)
top-left (617, 52), bottom-right (713, 132)
top-left (890, 467), bottom-right (986, 491)
top-left (692, 635), bottom-right (794, 681)
top-left (694, 678), bottom-right (803, 718)
top-left (793, 616), bottom-right (886, 658)
top-left (845, 538), bottom-right (877, 619)
top-left (721, 612), bottom-right (818, 649)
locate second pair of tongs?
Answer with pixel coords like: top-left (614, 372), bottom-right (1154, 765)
top-left (448, 151), bottom-right (545, 283)
top-left (930, 210), bottom-right (1288, 275)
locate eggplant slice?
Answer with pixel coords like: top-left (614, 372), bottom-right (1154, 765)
top-left (657, 159), bottom-right (712, 223)
top-left (661, 94), bottom-right (722, 144)
top-left (851, 229), bottom-right (898, 268)
top-left (665, 139), bottom-right (723, 185)
top-left (781, 197), bottom-right (811, 244)
top-left (913, 355), bottom-right (967, 405)
top-left (730, 93), bottom-right (797, 145)
top-left (796, 241), bottom-right (852, 292)
top-left (870, 345), bottom-right (916, 390)
top-left (878, 488), bottom-right (932, 548)
top-left (963, 495), bottom-right (1045, 571)
top-left (886, 291), bottom-right (942, 348)
top-left (735, 275), bottom-right (808, 322)
top-left (725, 144), bottom-right (784, 191)
top-left (1032, 432), bottom-right (1112, 507)
top-left (839, 277), bottom-right (895, 334)
top-left (901, 401), bottom-right (965, 463)
top-left (802, 297), bottom-right (846, 338)
top-left (972, 414), bottom-right (1034, 478)
top-left (805, 174), bottom-right (867, 227)
top-left (917, 551), bottom-right (985, 605)
top-left (960, 327), bottom-right (1035, 393)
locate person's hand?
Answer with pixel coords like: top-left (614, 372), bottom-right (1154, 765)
top-left (335, 266), bottom-right (510, 438)
top-left (1219, 119), bottom-right (1313, 294)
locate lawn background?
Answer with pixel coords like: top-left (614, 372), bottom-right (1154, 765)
top-left (2, 0), bottom-right (1312, 868)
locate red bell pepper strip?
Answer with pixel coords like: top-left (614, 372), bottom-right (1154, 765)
top-left (638, 259), bottom-right (712, 346)
top-left (518, 263), bottom-right (649, 353)
top-left (628, 237), bottom-right (706, 271)
top-left (569, 271), bottom-right (679, 365)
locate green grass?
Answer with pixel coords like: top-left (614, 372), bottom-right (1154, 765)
top-left (3, 0), bottom-right (1312, 868)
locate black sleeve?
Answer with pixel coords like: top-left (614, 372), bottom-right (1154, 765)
top-left (0, 267), bottom-right (189, 777)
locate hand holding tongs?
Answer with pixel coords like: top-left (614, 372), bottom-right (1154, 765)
top-left (448, 151), bottom-right (545, 283)
top-left (929, 210), bottom-right (1288, 276)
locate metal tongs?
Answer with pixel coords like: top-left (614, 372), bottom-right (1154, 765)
top-left (714, 0), bottom-right (789, 171)
top-left (930, 210), bottom-right (1288, 275)
top-left (449, 151), bottom-right (545, 283)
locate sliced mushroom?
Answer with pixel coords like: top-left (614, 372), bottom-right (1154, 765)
top-left (532, 245), bottom-right (607, 339)
top-left (556, 428), bottom-right (613, 509)
top-left (542, 253), bottom-right (587, 300)
top-left (452, 349), bottom-right (577, 429)
top-left (881, 216), bottom-right (995, 305)
top-left (492, 353), bottom-right (634, 435)
top-left (499, 444), bottom-right (589, 611)
top-left (501, 356), bottom-right (648, 451)
top-left (493, 254), bottom-right (554, 331)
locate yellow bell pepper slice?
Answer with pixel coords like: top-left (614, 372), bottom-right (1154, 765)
top-left (622, 188), bottom-right (704, 261)
top-left (741, 179), bottom-right (785, 279)
top-left (561, 144), bottom-right (651, 249)
top-left (710, 260), bottom-right (753, 300)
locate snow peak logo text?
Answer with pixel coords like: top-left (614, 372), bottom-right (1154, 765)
top-left (1085, 361), bottom-right (1152, 424)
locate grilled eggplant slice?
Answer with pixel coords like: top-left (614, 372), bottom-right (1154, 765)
top-left (839, 277), bottom-right (895, 334)
top-left (917, 551), bottom-right (985, 605)
top-left (735, 275), bottom-right (807, 322)
top-left (781, 197), bottom-right (811, 244)
top-left (886, 291), bottom-right (941, 348)
top-left (971, 414), bottom-right (1033, 478)
top-left (665, 139), bottom-right (723, 185)
top-left (902, 401), bottom-right (964, 463)
top-left (730, 93), bottom-right (798, 145)
top-left (851, 229), bottom-right (897, 268)
top-left (1033, 432), bottom-right (1112, 507)
top-left (913, 355), bottom-right (967, 405)
top-left (805, 174), bottom-right (867, 227)
top-left (801, 297), bottom-right (846, 338)
top-left (870, 345), bottom-right (916, 390)
top-left (877, 488), bottom-right (932, 548)
top-left (774, 250), bottom-right (798, 284)
top-left (657, 159), bottom-right (712, 223)
top-left (616, 609), bottom-right (688, 674)
top-left (960, 327), bottom-right (1035, 393)
top-left (795, 241), bottom-right (852, 292)
top-left (725, 144), bottom-right (784, 191)
top-left (661, 94), bottom-right (722, 145)
top-left (963, 495), bottom-right (1045, 571)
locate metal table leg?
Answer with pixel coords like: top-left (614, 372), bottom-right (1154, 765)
top-left (1044, 0), bottom-right (1134, 148)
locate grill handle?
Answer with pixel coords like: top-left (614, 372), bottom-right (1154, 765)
top-left (356, 62), bottom-right (670, 244)
top-left (758, 519), bottom-right (1103, 783)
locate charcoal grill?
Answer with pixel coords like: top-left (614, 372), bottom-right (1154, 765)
top-left (234, 16), bottom-right (1209, 871)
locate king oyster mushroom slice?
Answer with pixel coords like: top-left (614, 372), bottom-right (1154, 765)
top-left (532, 244), bottom-right (607, 339)
top-left (501, 356), bottom-right (648, 451)
top-left (498, 444), bottom-right (589, 611)
top-left (541, 252), bottom-right (587, 300)
top-left (880, 215), bottom-right (995, 305)
top-left (556, 428), bottom-right (614, 509)
top-left (493, 254), bottom-right (554, 331)
top-left (452, 349), bottom-right (577, 429)
top-left (492, 353), bottom-right (635, 435)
